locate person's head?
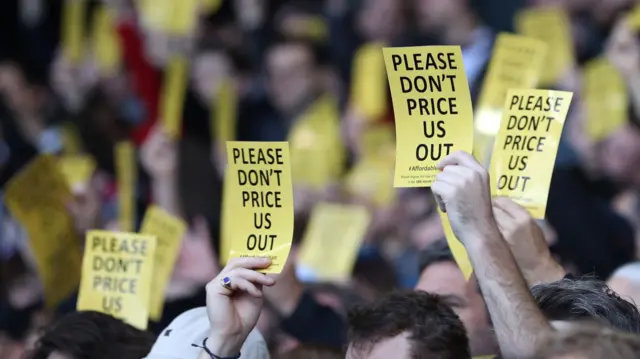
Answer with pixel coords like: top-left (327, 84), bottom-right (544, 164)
top-left (190, 41), bottom-right (234, 105)
top-left (531, 325), bottom-right (640, 359)
top-left (265, 38), bottom-right (319, 114)
top-left (608, 263), bottom-right (640, 307)
top-left (25, 311), bottom-right (155, 359)
top-left (600, 124), bottom-right (640, 187)
top-left (411, 0), bottom-right (474, 34)
top-left (356, 0), bottom-right (405, 42)
top-left (414, 239), bottom-right (496, 356)
top-left (532, 277), bottom-right (640, 333)
top-left (346, 290), bottom-right (470, 359)
top-left (276, 345), bottom-right (343, 359)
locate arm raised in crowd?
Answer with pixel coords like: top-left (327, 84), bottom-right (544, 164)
top-left (432, 151), bottom-right (553, 358)
top-left (139, 127), bottom-right (181, 216)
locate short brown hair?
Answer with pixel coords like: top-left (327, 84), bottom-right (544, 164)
top-left (532, 325), bottom-right (640, 359)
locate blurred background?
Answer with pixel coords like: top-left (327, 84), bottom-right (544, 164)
top-left (2, 0), bottom-right (640, 357)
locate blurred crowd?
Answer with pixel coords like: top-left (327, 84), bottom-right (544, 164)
top-left (4, 0), bottom-right (640, 358)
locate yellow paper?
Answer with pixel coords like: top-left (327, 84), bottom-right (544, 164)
top-left (490, 89), bottom-right (573, 219)
top-left (77, 230), bottom-right (156, 330)
top-left (474, 33), bottom-right (547, 165)
top-left (220, 170), bottom-right (233, 265)
top-left (140, 205), bottom-right (187, 321)
top-left (515, 7), bottom-right (574, 86)
top-left (3, 156), bottom-right (83, 309)
top-left (360, 124), bottom-right (395, 157)
top-left (627, 4), bottom-right (640, 30)
top-left (92, 5), bottom-right (122, 76)
top-left (139, 0), bottom-right (173, 31)
top-left (202, 0), bottom-right (223, 14)
top-left (351, 43), bottom-right (388, 121)
top-left (344, 155), bottom-right (395, 207)
top-left (583, 57), bottom-right (628, 141)
top-left (61, 123), bottom-right (83, 155)
top-left (160, 57), bottom-right (188, 139)
top-left (224, 142), bottom-right (294, 273)
top-left (438, 208), bottom-right (472, 280)
top-left (289, 95), bottom-right (346, 189)
top-left (298, 203), bottom-right (371, 281)
top-left (61, 0), bottom-right (87, 64)
top-left (383, 46), bottom-right (474, 187)
top-left (213, 78), bottom-right (238, 143)
top-left (168, 0), bottom-right (200, 35)
top-left (115, 141), bottom-right (136, 232)
top-left (58, 155), bottom-right (97, 188)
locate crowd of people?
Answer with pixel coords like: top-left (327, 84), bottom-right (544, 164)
top-left (3, 0), bottom-right (640, 358)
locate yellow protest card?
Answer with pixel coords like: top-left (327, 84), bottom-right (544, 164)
top-left (212, 78), bottom-right (238, 143)
top-left (474, 33), bottom-right (547, 165)
top-left (383, 46), bottom-right (474, 187)
top-left (360, 124), bottom-right (395, 157)
top-left (289, 95), bottom-right (346, 190)
top-left (298, 203), bottom-right (371, 281)
top-left (168, 0), bottom-right (200, 35)
top-left (473, 356), bottom-right (496, 359)
top-left (489, 89), bottom-right (573, 219)
top-left (351, 43), bottom-right (388, 122)
top-left (3, 156), bottom-right (83, 309)
top-left (140, 205), bottom-right (187, 321)
top-left (61, 123), bottom-right (83, 155)
top-left (58, 155), bottom-right (97, 188)
top-left (438, 208), bottom-right (472, 280)
top-left (515, 7), bottom-right (574, 86)
top-left (627, 4), bottom-right (640, 30)
top-left (77, 231), bottom-right (156, 330)
top-left (61, 0), bottom-right (87, 64)
top-left (225, 141), bottom-right (294, 273)
top-left (92, 5), bottom-right (122, 76)
top-left (115, 141), bottom-right (136, 232)
top-left (160, 57), bottom-right (188, 139)
top-left (220, 170), bottom-right (233, 265)
top-left (202, 0), bottom-right (223, 14)
top-left (139, 0), bottom-right (173, 32)
top-left (344, 155), bottom-right (396, 207)
top-left (582, 57), bottom-right (628, 141)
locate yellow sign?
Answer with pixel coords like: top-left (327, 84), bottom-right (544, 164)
top-left (61, 123), bottom-right (83, 155)
top-left (515, 7), bottom-right (573, 86)
top-left (627, 4), bottom-right (640, 30)
top-left (351, 43), bottom-right (388, 122)
top-left (583, 57), bottom-right (628, 141)
top-left (115, 141), bottom-right (136, 232)
top-left (383, 46), bottom-right (474, 187)
top-left (474, 33), bottom-right (547, 165)
top-left (168, 0), bottom-right (200, 35)
top-left (289, 95), bottom-right (345, 189)
top-left (58, 155), bottom-right (97, 188)
top-left (61, 0), bottom-right (87, 64)
top-left (4, 156), bottom-right (83, 309)
top-left (225, 142), bottom-right (294, 273)
top-left (92, 5), bottom-right (122, 76)
top-left (160, 57), bottom-right (188, 139)
top-left (438, 208), bottom-right (472, 280)
top-left (213, 78), bottom-right (238, 143)
top-left (140, 206), bottom-right (187, 321)
top-left (220, 170), bottom-right (233, 265)
top-left (490, 89), bottom-right (573, 219)
top-left (298, 203), bottom-right (371, 281)
top-left (344, 155), bottom-right (395, 207)
top-left (78, 231), bottom-right (156, 330)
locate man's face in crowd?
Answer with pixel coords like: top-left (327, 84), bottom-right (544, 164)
top-left (415, 261), bottom-right (497, 355)
top-left (191, 50), bottom-right (232, 105)
top-left (600, 124), bottom-right (640, 187)
top-left (266, 43), bottom-right (316, 114)
top-left (345, 332), bottom-right (412, 359)
top-left (413, 0), bottom-right (466, 32)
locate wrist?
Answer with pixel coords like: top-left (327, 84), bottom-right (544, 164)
top-left (204, 334), bottom-right (242, 358)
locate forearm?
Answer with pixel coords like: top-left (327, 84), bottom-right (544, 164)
top-left (525, 257), bottom-right (566, 287)
top-left (466, 225), bottom-right (553, 358)
top-left (151, 176), bottom-right (181, 216)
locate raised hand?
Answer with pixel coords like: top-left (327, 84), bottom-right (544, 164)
top-left (139, 126), bottom-right (178, 179)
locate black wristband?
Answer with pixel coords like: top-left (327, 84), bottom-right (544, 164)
top-left (191, 337), bottom-right (241, 359)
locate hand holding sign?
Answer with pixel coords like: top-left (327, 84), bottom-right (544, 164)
top-left (205, 257), bottom-right (275, 357)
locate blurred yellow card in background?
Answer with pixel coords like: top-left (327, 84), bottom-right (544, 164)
top-left (490, 89), bottom-right (573, 219)
top-left (582, 57), bottom-right (628, 141)
top-left (61, 0), bottom-right (87, 64)
top-left (516, 7), bottom-right (574, 86)
top-left (626, 4), bottom-right (640, 30)
top-left (78, 231), bottom-right (156, 330)
top-left (58, 155), bottom-right (96, 188)
top-left (224, 142), bottom-right (294, 273)
top-left (4, 156), bottom-right (83, 309)
top-left (140, 206), bottom-right (187, 321)
top-left (220, 170), bottom-right (233, 265)
top-left (474, 33), bottom-right (547, 165)
top-left (115, 141), bottom-right (136, 232)
top-left (438, 207), bottom-right (472, 280)
top-left (298, 203), bottom-right (371, 281)
top-left (383, 46), bottom-right (473, 187)
top-left (351, 43), bottom-right (388, 122)
top-left (289, 95), bottom-right (345, 190)
top-left (213, 78), bottom-right (238, 143)
top-left (168, 0), bottom-right (200, 35)
top-left (345, 155), bottom-right (395, 207)
top-left (160, 57), bottom-right (188, 139)
top-left (92, 5), bottom-right (122, 76)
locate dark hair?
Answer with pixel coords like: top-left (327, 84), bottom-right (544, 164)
top-left (348, 290), bottom-right (470, 359)
top-left (532, 277), bottom-right (640, 333)
top-left (276, 344), bottom-right (343, 359)
top-left (25, 311), bottom-right (155, 359)
top-left (418, 238), bottom-right (455, 274)
top-left (531, 325), bottom-right (640, 359)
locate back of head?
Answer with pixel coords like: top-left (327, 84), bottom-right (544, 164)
top-left (25, 311), bottom-right (155, 359)
top-left (276, 345), bottom-right (342, 359)
top-left (347, 290), bottom-right (470, 359)
top-left (531, 277), bottom-right (640, 333)
top-left (531, 325), bottom-right (640, 359)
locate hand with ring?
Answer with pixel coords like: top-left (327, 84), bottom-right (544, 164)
top-left (202, 257), bottom-right (275, 358)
